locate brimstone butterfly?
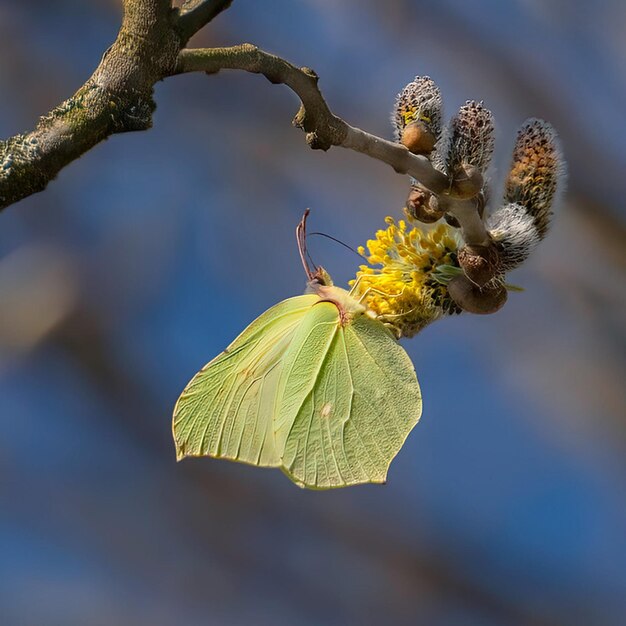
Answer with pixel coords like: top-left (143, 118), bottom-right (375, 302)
top-left (172, 212), bottom-right (422, 489)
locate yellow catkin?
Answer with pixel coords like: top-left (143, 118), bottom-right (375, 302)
top-left (350, 218), bottom-right (460, 337)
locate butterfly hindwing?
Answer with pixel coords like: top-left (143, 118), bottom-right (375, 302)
top-left (173, 295), bottom-right (319, 467)
top-left (274, 302), bottom-right (422, 489)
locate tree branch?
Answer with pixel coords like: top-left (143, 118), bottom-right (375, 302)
top-left (177, 0), bottom-right (233, 42)
top-left (0, 6), bottom-right (489, 247)
top-left (0, 0), bottom-right (182, 211)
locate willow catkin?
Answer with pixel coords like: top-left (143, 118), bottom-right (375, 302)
top-left (445, 100), bottom-right (495, 175)
top-left (392, 76), bottom-right (443, 143)
top-left (503, 118), bottom-right (566, 239)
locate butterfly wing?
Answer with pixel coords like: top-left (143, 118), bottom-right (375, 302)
top-left (173, 294), bottom-right (319, 467)
top-left (274, 302), bottom-right (422, 489)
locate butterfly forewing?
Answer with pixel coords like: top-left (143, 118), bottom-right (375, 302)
top-left (173, 295), bottom-right (319, 467)
top-left (274, 302), bottom-right (422, 489)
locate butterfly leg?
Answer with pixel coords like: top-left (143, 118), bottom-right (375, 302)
top-left (356, 285), bottom-right (406, 306)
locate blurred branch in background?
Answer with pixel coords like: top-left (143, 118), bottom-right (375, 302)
top-left (0, 245), bottom-right (78, 366)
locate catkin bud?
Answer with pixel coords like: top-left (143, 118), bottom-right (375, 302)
top-left (503, 118), bottom-right (565, 239)
top-left (457, 243), bottom-right (501, 287)
top-left (393, 76), bottom-right (443, 151)
top-left (445, 100), bottom-right (495, 176)
top-left (401, 121), bottom-right (437, 155)
top-left (405, 185), bottom-right (444, 223)
top-left (449, 163), bottom-right (483, 199)
top-left (486, 203), bottom-right (540, 270)
top-left (447, 275), bottom-right (507, 315)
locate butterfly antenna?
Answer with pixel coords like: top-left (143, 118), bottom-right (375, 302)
top-left (308, 232), bottom-right (369, 263)
top-left (296, 209), bottom-right (317, 281)
top-left (305, 248), bottom-right (317, 273)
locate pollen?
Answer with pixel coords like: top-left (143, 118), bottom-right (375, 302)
top-left (350, 216), bottom-right (461, 337)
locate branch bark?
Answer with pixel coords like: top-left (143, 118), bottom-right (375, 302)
top-left (178, 0), bottom-right (234, 42)
top-left (0, 0), bottom-right (181, 210)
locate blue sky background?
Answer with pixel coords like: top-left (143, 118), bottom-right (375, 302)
top-left (0, 1), bottom-right (625, 625)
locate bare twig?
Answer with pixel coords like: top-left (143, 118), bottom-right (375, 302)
top-left (439, 197), bottom-right (491, 246)
top-left (175, 46), bottom-right (449, 191)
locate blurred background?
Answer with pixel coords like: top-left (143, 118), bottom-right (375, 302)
top-left (1, 1), bottom-right (625, 624)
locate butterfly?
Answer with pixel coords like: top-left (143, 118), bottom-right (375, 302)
top-left (172, 211), bottom-right (422, 490)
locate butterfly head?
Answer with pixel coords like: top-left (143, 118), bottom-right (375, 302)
top-left (306, 265), bottom-right (333, 289)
